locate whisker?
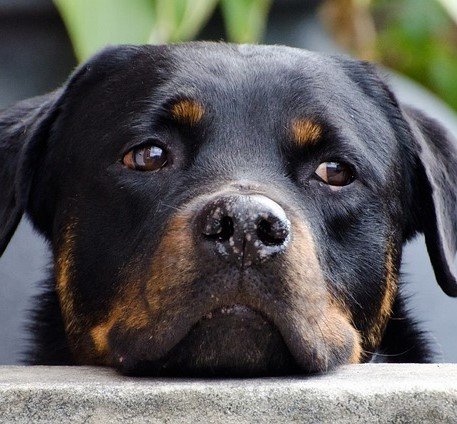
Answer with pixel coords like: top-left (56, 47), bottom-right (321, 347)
top-left (363, 346), bottom-right (416, 358)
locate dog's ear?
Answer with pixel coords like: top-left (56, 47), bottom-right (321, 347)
top-left (336, 57), bottom-right (457, 296)
top-left (402, 106), bottom-right (457, 296)
top-left (0, 91), bottom-right (61, 255)
top-left (0, 45), bottom-right (146, 256)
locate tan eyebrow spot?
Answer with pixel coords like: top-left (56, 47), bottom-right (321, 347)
top-left (171, 99), bottom-right (205, 125)
top-left (291, 119), bottom-right (322, 145)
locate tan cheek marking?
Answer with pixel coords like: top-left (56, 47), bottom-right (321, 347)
top-left (284, 220), bottom-right (362, 365)
top-left (348, 334), bottom-right (363, 363)
top-left (364, 240), bottom-right (399, 351)
top-left (56, 220), bottom-right (116, 364)
top-left (91, 313), bottom-right (119, 359)
top-left (55, 222), bottom-right (78, 337)
top-left (89, 212), bottom-right (197, 362)
top-left (291, 119), bottom-right (322, 146)
top-left (90, 282), bottom-right (150, 362)
top-left (381, 241), bottom-right (398, 319)
top-left (324, 295), bottom-right (363, 364)
top-left (284, 222), bottom-right (326, 308)
top-left (171, 99), bottom-right (205, 125)
top-left (146, 213), bottom-right (198, 312)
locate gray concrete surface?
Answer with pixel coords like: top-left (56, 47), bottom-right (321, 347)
top-left (0, 364), bottom-right (456, 423)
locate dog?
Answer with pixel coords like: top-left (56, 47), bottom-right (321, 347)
top-left (0, 43), bottom-right (456, 376)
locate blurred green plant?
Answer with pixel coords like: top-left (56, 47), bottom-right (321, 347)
top-left (53, 0), bottom-right (271, 63)
top-left (322, 0), bottom-right (457, 112)
top-left (56, 0), bottom-right (457, 112)
top-left (220, 0), bottom-right (271, 43)
top-left (373, 0), bottom-right (457, 111)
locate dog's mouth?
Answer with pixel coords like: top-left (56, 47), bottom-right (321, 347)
top-left (101, 189), bottom-right (362, 376)
top-left (118, 304), bottom-right (300, 377)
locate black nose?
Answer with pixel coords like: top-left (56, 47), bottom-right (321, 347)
top-left (196, 195), bottom-right (291, 267)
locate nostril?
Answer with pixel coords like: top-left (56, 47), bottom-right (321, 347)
top-left (203, 215), bottom-right (234, 242)
top-left (197, 194), bottom-right (291, 265)
top-left (218, 216), bottom-right (235, 241)
top-left (256, 217), bottom-right (289, 246)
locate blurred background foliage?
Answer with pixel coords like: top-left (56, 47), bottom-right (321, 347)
top-left (53, 0), bottom-right (457, 111)
top-left (53, 0), bottom-right (272, 60)
top-left (322, 0), bottom-right (457, 112)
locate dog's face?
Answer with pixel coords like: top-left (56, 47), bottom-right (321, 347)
top-left (1, 43), bottom-right (456, 376)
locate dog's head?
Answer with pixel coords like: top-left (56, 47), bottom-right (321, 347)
top-left (1, 43), bottom-right (456, 376)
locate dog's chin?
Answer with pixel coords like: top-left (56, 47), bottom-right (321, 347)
top-left (124, 305), bottom-right (300, 377)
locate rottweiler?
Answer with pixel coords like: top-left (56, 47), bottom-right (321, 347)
top-left (0, 43), bottom-right (456, 376)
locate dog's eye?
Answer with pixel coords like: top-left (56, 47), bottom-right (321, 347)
top-left (123, 145), bottom-right (168, 171)
top-left (314, 162), bottom-right (354, 186)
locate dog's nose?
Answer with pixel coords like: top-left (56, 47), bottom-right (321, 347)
top-left (196, 195), bottom-right (291, 267)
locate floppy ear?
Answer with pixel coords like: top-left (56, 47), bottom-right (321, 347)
top-left (402, 106), bottom-right (457, 296)
top-left (0, 47), bottom-right (113, 256)
top-left (0, 91), bottom-right (62, 256)
top-left (0, 45), bottom-right (150, 257)
top-left (332, 56), bottom-right (457, 295)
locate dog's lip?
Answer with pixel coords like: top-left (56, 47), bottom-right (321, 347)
top-left (121, 302), bottom-right (300, 376)
top-left (196, 303), bottom-right (324, 372)
top-left (201, 304), bottom-right (259, 320)
top-left (115, 298), bottom-right (353, 375)
top-left (160, 302), bottom-right (307, 368)
top-left (194, 304), bottom-right (306, 367)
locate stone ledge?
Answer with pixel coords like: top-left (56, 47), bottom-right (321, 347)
top-left (0, 364), bottom-right (456, 423)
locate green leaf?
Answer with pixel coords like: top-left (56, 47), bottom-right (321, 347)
top-left (220, 0), bottom-right (272, 43)
top-left (436, 0), bottom-right (457, 24)
top-left (53, 0), bottom-right (155, 62)
top-left (373, 0), bottom-right (457, 113)
top-left (148, 0), bottom-right (218, 44)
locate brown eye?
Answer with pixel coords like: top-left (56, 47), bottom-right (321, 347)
top-left (123, 145), bottom-right (168, 171)
top-left (314, 161), bottom-right (354, 187)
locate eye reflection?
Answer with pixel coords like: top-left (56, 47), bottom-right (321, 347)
top-left (314, 162), bottom-right (354, 187)
top-left (123, 145), bottom-right (168, 172)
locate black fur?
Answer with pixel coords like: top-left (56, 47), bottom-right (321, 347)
top-left (1, 43), bottom-right (456, 376)
top-left (374, 291), bottom-right (434, 363)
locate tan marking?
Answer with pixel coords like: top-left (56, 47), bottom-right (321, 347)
top-left (171, 99), bottom-right (204, 125)
top-left (91, 313), bottom-right (119, 358)
top-left (348, 332), bottom-right (363, 364)
top-left (55, 221), bottom-right (78, 337)
top-left (381, 241), bottom-right (398, 320)
top-left (325, 295), bottom-right (363, 364)
top-left (145, 212), bottom-right (198, 312)
top-left (90, 281), bottom-right (150, 362)
top-left (89, 212), bottom-right (197, 363)
top-left (291, 119), bottom-right (322, 145)
top-left (283, 220), bottom-right (362, 368)
top-left (364, 239), bottom-right (399, 351)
